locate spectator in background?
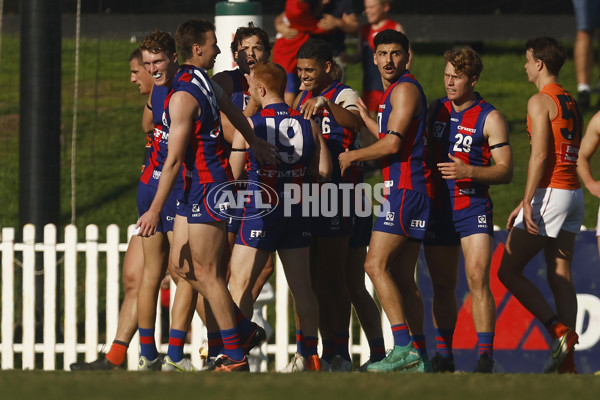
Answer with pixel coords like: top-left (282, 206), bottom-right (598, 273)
top-left (572, 0), bottom-right (600, 110)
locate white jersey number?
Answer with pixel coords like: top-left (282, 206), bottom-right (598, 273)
top-left (453, 133), bottom-right (472, 153)
top-left (266, 117), bottom-right (304, 164)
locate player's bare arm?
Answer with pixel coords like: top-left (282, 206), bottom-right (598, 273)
top-left (217, 90), bottom-right (279, 166)
top-left (310, 119), bottom-right (332, 179)
top-left (136, 91), bottom-right (195, 237)
top-left (522, 93), bottom-right (553, 234)
top-left (577, 111), bottom-right (600, 197)
top-left (142, 87), bottom-right (154, 133)
top-left (356, 97), bottom-right (379, 138)
top-left (299, 94), bottom-right (363, 133)
top-left (437, 110), bottom-right (513, 184)
top-left (229, 119), bottom-right (253, 180)
top-left (338, 82), bottom-right (419, 175)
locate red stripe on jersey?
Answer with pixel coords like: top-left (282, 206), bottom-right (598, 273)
top-left (261, 108), bottom-right (277, 117)
top-left (201, 185), bottom-right (220, 221)
top-left (399, 190), bottom-right (409, 237)
top-left (179, 72), bottom-right (193, 83)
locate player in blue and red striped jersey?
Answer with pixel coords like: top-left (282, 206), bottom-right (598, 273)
top-left (339, 29), bottom-right (431, 373)
top-left (136, 19), bottom-right (278, 372)
top-left (294, 39), bottom-right (367, 371)
top-left (227, 61), bottom-right (332, 372)
top-left (424, 48), bottom-right (512, 373)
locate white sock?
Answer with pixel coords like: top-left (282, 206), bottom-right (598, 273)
top-left (578, 83), bottom-right (591, 93)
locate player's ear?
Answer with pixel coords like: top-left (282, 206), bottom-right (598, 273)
top-left (324, 61), bottom-right (332, 75)
top-left (471, 75), bottom-right (478, 87)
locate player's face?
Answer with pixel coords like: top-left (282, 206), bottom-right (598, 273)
top-left (142, 50), bottom-right (178, 87)
top-left (235, 35), bottom-right (269, 75)
top-left (297, 58), bottom-right (331, 93)
top-left (373, 43), bottom-right (408, 83)
top-left (524, 49), bottom-right (540, 83)
top-left (198, 30), bottom-right (221, 70)
top-left (364, 0), bottom-right (389, 25)
top-left (444, 62), bottom-right (476, 103)
top-left (130, 58), bottom-right (153, 95)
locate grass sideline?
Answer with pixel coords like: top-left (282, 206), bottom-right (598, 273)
top-left (1, 370), bottom-right (600, 400)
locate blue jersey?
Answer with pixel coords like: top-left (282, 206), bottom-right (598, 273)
top-left (429, 94), bottom-right (494, 211)
top-left (140, 85), bottom-right (171, 187)
top-left (167, 64), bottom-right (233, 187)
top-left (246, 103), bottom-right (316, 208)
top-left (297, 81), bottom-right (360, 182)
top-left (224, 69), bottom-right (250, 111)
top-left (377, 70), bottom-right (431, 197)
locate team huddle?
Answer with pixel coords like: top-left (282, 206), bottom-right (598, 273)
top-left (70, 14), bottom-right (585, 374)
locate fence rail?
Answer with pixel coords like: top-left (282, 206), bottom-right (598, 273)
top-left (1, 224), bottom-right (377, 371)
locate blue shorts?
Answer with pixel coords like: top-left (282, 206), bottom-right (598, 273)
top-left (424, 196), bottom-right (494, 246)
top-left (176, 182), bottom-right (229, 224)
top-left (373, 189), bottom-right (430, 240)
top-left (311, 183), bottom-right (354, 237)
top-left (350, 214), bottom-right (373, 248)
top-left (227, 205), bottom-right (243, 234)
top-left (136, 180), bottom-right (180, 233)
top-left (573, 0), bottom-right (600, 30)
top-left (236, 205), bottom-right (311, 251)
top-left (286, 72), bottom-right (300, 94)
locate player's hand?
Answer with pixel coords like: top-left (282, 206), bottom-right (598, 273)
top-left (438, 153), bottom-right (469, 180)
top-left (249, 136), bottom-right (281, 166)
top-left (281, 25), bottom-right (299, 39)
top-left (136, 210), bottom-right (159, 237)
top-left (522, 202), bottom-right (539, 235)
top-left (586, 180), bottom-right (600, 198)
top-left (300, 96), bottom-right (327, 119)
top-left (506, 202), bottom-right (522, 230)
top-left (317, 14), bottom-right (340, 31)
top-left (338, 148), bottom-right (352, 177)
top-left (356, 97), bottom-right (371, 121)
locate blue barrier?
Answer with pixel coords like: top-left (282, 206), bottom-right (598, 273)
top-left (416, 229), bottom-right (600, 373)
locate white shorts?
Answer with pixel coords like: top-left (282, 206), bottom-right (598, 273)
top-left (514, 187), bottom-right (584, 238)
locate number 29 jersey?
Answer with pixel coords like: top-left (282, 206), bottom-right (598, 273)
top-left (429, 93), bottom-right (495, 211)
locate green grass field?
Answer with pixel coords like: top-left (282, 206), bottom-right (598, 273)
top-left (1, 370), bottom-right (600, 400)
top-left (2, 36), bottom-right (600, 235)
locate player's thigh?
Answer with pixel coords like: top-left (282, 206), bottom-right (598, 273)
top-left (229, 244), bottom-right (270, 290)
top-left (365, 230), bottom-right (409, 274)
top-left (544, 229), bottom-right (577, 283)
top-left (424, 244), bottom-right (460, 290)
top-left (461, 233), bottom-right (494, 283)
top-left (499, 227), bottom-right (547, 275)
top-left (187, 221), bottom-right (227, 271)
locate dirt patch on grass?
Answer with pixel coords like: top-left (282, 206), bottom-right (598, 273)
top-left (0, 114), bottom-right (19, 141)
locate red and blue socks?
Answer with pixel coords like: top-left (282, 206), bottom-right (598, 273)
top-left (221, 327), bottom-right (245, 362)
top-left (435, 327), bottom-right (454, 358)
top-left (411, 334), bottom-right (428, 357)
top-left (477, 332), bottom-right (494, 359)
top-left (296, 330), bottom-right (306, 356)
top-left (167, 329), bottom-right (187, 363)
top-left (207, 331), bottom-right (224, 359)
top-left (304, 336), bottom-right (319, 357)
top-left (391, 323), bottom-right (411, 347)
top-left (139, 327), bottom-right (158, 361)
top-left (369, 338), bottom-right (386, 362)
top-left (321, 339), bottom-right (334, 363)
top-left (234, 304), bottom-right (254, 340)
top-left (334, 332), bottom-right (351, 361)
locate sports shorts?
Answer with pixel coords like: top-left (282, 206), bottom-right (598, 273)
top-left (176, 182), bottom-right (229, 224)
top-left (373, 188), bottom-right (430, 240)
top-left (236, 204), bottom-right (311, 251)
top-left (311, 183), bottom-right (354, 237)
top-left (596, 204), bottom-right (600, 237)
top-left (513, 187), bottom-right (584, 238)
top-left (573, 0), bottom-right (600, 30)
top-left (136, 180), bottom-right (180, 233)
top-left (424, 195), bottom-right (494, 246)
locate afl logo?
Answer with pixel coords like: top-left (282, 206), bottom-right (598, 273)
top-left (206, 180), bottom-right (279, 221)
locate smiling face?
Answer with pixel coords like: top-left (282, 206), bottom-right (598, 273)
top-left (444, 62), bottom-right (477, 103)
top-left (373, 42), bottom-right (408, 84)
top-left (235, 35), bottom-right (269, 75)
top-left (296, 58), bottom-right (331, 93)
top-left (197, 30), bottom-right (221, 70)
top-left (130, 58), bottom-right (153, 95)
top-left (142, 50), bottom-right (178, 87)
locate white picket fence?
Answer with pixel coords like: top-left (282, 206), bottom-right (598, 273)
top-left (0, 224), bottom-right (384, 371)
